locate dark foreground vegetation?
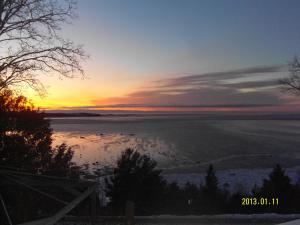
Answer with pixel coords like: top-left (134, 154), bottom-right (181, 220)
top-left (0, 90), bottom-right (85, 224)
top-left (0, 90), bottom-right (79, 177)
top-left (104, 149), bottom-right (300, 216)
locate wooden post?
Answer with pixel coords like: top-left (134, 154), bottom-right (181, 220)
top-left (90, 191), bottom-right (97, 224)
top-left (125, 201), bottom-right (135, 225)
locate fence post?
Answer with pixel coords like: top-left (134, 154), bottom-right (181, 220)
top-left (90, 191), bottom-right (97, 224)
top-left (125, 201), bottom-right (135, 225)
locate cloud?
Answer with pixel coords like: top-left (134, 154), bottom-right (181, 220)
top-left (223, 79), bottom-right (280, 89)
top-left (154, 64), bottom-right (285, 88)
top-left (90, 64), bottom-right (294, 111)
top-left (62, 103), bottom-right (279, 109)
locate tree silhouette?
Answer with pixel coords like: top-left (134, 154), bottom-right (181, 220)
top-left (0, 90), bottom-right (81, 224)
top-left (0, 0), bottom-right (87, 95)
top-left (162, 182), bottom-right (186, 214)
top-left (280, 56), bottom-right (300, 95)
top-left (0, 89), bottom-right (78, 177)
top-left (203, 164), bottom-right (218, 195)
top-left (253, 164), bottom-right (294, 212)
top-left (260, 164), bottom-right (292, 198)
top-left (105, 149), bottom-right (166, 215)
top-left (200, 164), bottom-right (226, 213)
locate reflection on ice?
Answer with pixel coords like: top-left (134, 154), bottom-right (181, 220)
top-left (52, 132), bottom-right (186, 173)
top-left (51, 117), bottom-right (300, 174)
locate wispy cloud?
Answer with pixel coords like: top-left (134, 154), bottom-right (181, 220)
top-left (223, 79), bottom-right (280, 89)
top-left (62, 103), bottom-right (279, 109)
top-left (88, 64), bottom-right (296, 111)
top-left (154, 65), bottom-right (284, 87)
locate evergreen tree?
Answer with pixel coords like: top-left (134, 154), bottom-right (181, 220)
top-left (163, 182), bottom-right (186, 214)
top-left (200, 164), bottom-right (225, 214)
top-left (203, 164), bottom-right (218, 195)
top-left (254, 164), bottom-right (295, 213)
top-left (260, 164), bottom-right (292, 198)
top-left (105, 149), bottom-right (166, 215)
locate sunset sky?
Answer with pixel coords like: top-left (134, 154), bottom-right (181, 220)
top-left (27, 0), bottom-right (300, 112)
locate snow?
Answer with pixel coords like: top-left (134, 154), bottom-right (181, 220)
top-left (136, 214), bottom-right (300, 219)
top-left (278, 219), bottom-right (300, 225)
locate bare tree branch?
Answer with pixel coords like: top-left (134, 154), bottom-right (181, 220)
top-left (279, 56), bottom-right (300, 95)
top-left (0, 0), bottom-right (87, 95)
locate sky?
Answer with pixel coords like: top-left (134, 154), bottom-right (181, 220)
top-left (27, 0), bottom-right (300, 113)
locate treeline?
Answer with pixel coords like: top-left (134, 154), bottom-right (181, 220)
top-left (104, 149), bottom-right (300, 215)
top-left (159, 164), bottom-right (300, 214)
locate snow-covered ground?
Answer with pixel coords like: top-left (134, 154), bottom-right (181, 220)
top-left (278, 218), bottom-right (300, 225)
top-left (57, 214), bottom-right (300, 225)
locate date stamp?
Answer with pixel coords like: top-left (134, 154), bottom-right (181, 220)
top-left (241, 197), bottom-right (279, 206)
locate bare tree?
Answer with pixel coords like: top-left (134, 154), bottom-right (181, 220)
top-left (280, 56), bottom-right (300, 95)
top-left (0, 0), bottom-right (87, 95)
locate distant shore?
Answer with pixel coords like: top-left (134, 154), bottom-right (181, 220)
top-left (45, 112), bottom-right (140, 117)
top-left (46, 112), bottom-right (300, 120)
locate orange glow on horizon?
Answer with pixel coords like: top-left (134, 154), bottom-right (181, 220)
top-left (35, 105), bottom-right (300, 113)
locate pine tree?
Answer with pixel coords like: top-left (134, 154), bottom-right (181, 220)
top-left (254, 164), bottom-right (295, 213)
top-left (261, 164), bottom-right (292, 197)
top-left (105, 149), bottom-right (166, 215)
top-left (203, 164), bottom-right (218, 195)
top-left (200, 164), bottom-right (225, 214)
